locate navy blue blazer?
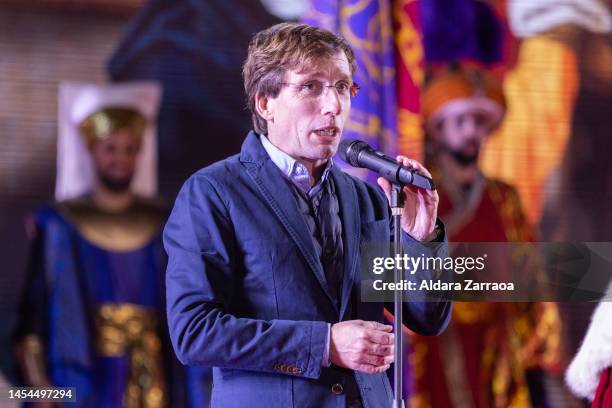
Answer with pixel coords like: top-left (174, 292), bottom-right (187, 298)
top-left (164, 132), bottom-right (451, 407)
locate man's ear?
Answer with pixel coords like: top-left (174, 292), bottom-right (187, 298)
top-left (255, 93), bottom-right (275, 122)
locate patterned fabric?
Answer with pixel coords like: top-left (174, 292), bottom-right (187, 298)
top-left (394, 0), bottom-right (425, 162)
top-left (95, 304), bottom-right (165, 408)
top-left (289, 178), bottom-right (344, 307)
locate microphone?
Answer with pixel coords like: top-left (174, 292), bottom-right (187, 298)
top-left (339, 139), bottom-right (436, 190)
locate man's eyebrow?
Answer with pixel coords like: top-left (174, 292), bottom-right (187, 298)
top-left (295, 71), bottom-right (326, 78)
top-left (295, 72), bottom-right (352, 81)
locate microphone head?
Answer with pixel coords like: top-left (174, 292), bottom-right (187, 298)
top-left (339, 139), bottom-right (369, 167)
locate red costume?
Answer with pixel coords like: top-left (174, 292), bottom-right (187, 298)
top-left (410, 68), bottom-right (561, 408)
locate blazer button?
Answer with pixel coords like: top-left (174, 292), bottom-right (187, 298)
top-left (331, 383), bottom-right (344, 395)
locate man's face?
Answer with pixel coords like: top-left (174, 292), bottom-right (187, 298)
top-left (91, 129), bottom-right (141, 192)
top-left (434, 109), bottom-right (493, 166)
top-left (264, 52), bottom-right (352, 165)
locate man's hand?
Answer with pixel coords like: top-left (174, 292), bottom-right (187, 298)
top-left (330, 320), bottom-right (394, 374)
top-left (377, 156), bottom-right (439, 241)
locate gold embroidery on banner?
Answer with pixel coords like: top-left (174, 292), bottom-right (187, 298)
top-left (95, 303), bottom-right (166, 408)
top-left (393, 0), bottom-right (424, 85)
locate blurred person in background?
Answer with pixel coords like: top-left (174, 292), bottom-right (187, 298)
top-left (409, 66), bottom-right (561, 408)
top-left (12, 82), bottom-right (210, 407)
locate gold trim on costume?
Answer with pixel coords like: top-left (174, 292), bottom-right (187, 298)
top-left (95, 303), bottom-right (166, 408)
top-left (58, 197), bottom-right (165, 252)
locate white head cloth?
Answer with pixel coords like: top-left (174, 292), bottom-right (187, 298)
top-left (508, 0), bottom-right (612, 38)
top-left (56, 81), bottom-right (162, 201)
top-left (259, 0), bottom-right (308, 20)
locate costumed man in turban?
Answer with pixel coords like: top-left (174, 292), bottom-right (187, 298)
top-left (409, 66), bottom-right (561, 408)
top-left (13, 82), bottom-right (209, 407)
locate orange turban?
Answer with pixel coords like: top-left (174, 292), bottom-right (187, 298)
top-left (421, 68), bottom-right (506, 131)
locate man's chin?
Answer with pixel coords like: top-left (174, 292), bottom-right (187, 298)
top-left (99, 175), bottom-right (133, 192)
top-left (440, 145), bottom-right (479, 167)
top-left (315, 145), bottom-right (338, 161)
top-left (450, 150), bottom-right (479, 166)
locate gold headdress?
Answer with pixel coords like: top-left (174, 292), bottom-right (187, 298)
top-left (79, 107), bottom-right (147, 150)
top-left (56, 82), bottom-right (162, 201)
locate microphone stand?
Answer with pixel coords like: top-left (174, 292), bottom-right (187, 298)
top-left (391, 183), bottom-right (405, 408)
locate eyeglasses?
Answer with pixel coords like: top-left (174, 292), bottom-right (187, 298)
top-left (281, 80), bottom-right (360, 99)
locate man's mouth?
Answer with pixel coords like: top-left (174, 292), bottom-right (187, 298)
top-left (313, 126), bottom-right (340, 138)
top-left (461, 139), bottom-right (480, 153)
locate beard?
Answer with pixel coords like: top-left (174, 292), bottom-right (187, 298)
top-left (448, 149), bottom-right (479, 166)
top-left (442, 139), bottom-right (480, 167)
top-left (98, 173), bottom-right (133, 192)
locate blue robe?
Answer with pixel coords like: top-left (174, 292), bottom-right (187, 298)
top-left (16, 198), bottom-right (210, 407)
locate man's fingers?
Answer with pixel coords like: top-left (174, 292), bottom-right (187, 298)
top-left (358, 352), bottom-right (395, 366)
top-left (362, 321), bottom-right (392, 331)
top-left (359, 354), bottom-right (385, 366)
top-left (396, 155), bottom-right (433, 178)
top-left (368, 343), bottom-right (394, 357)
top-left (365, 329), bottom-right (394, 345)
top-left (376, 177), bottom-right (391, 200)
top-left (354, 363), bottom-right (391, 374)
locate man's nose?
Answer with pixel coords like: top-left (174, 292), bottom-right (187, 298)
top-left (320, 86), bottom-right (342, 116)
top-left (114, 150), bottom-right (135, 163)
top-left (461, 115), bottom-right (477, 135)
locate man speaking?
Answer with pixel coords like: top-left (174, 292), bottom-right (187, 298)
top-left (164, 23), bottom-right (451, 407)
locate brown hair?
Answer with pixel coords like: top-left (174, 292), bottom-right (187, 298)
top-left (242, 22), bottom-right (356, 134)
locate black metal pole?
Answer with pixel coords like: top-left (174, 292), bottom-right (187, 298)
top-left (391, 183), bottom-right (405, 408)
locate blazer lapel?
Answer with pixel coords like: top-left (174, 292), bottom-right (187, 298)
top-left (240, 133), bottom-right (338, 310)
top-left (331, 168), bottom-right (360, 320)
